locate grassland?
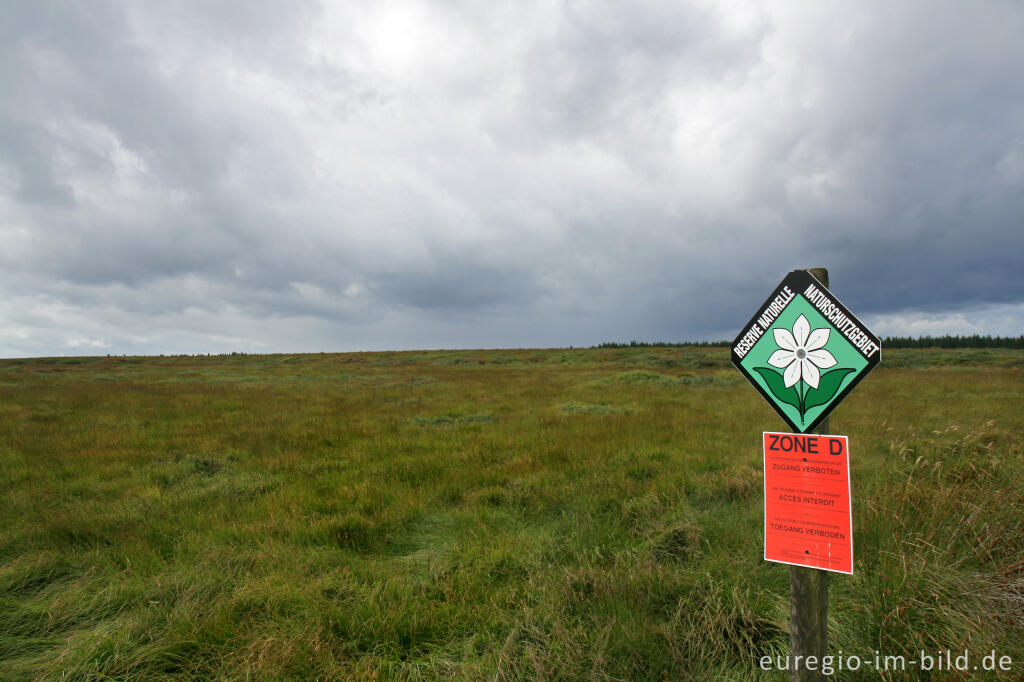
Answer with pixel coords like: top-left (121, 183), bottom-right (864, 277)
top-left (1, 347), bottom-right (1022, 680)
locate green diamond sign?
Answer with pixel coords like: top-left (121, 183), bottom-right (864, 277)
top-left (732, 270), bottom-right (881, 433)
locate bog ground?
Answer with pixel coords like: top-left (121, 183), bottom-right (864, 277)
top-left (2, 347), bottom-right (1022, 679)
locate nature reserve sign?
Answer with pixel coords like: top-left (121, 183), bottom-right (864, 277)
top-left (731, 270), bottom-right (881, 433)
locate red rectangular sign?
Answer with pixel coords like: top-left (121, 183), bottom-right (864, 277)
top-left (763, 432), bottom-right (853, 574)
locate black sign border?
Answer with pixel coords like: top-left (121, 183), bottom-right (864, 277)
top-left (731, 270), bottom-right (881, 433)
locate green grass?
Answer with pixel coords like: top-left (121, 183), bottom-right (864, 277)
top-left (0, 347), bottom-right (1022, 679)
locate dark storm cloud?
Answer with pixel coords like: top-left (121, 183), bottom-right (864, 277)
top-left (1, 1), bottom-right (1023, 356)
top-left (757, 1), bottom-right (1024, 316)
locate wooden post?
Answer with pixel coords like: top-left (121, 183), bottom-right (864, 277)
top-left (788, 267), bottom-right (830, 681)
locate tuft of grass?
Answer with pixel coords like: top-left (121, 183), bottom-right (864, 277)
top-left (598, 370), bottom-right (742, 387)
top-left (602, 370), bottom-right (680, 386)
top-left (559, 401), bottom-right (634, 415)
top-left (413, 413), bottom-right (499, 426)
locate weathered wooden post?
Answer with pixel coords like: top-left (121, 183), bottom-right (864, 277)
top-left (787, 268), bottom-right (830, 682)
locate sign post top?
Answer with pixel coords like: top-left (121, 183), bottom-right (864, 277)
top-left (732, 270), bottom-right (880, 433)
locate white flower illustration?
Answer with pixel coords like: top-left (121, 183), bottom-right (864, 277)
top-left (767, 314), bottom-right (837, 389)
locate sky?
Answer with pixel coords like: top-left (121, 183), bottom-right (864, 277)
top-left (2, 0), bottom-right (1023, 357)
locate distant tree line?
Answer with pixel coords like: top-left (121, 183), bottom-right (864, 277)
top-left (593, 340), bottom-right (731, 349)
top-left (880, 334), bottom-right (1024, 349)
top-left (594, 335), bottom-right (1024, 350)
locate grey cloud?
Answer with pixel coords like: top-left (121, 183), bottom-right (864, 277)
top-left (0, 122), bottom-right (76, 206)
top-left (1, 1), bottom-right (1023, 357)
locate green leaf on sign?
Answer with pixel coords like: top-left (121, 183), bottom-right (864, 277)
top-left (803, 368), bottom-right (855, 411)
top-left (753, 367), bottom-right (800, 410)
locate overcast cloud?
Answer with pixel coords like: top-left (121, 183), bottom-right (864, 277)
top-left (2, 0), bottom-right (1023, 356)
